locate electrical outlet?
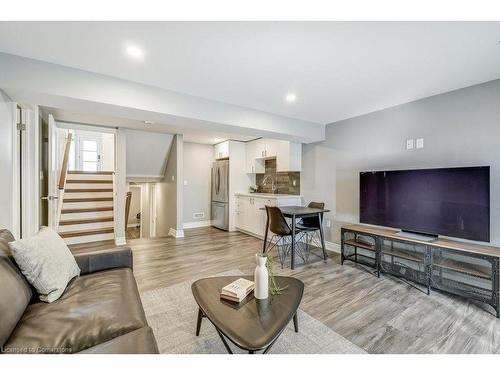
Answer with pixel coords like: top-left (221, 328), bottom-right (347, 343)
top-left (406, 139), bottom-right (414, 150)
top-left (171, 175), bottom-right (175, 182)
top-left (416, 138), bottom-right (424, 149)
top-left (326, 219), bottom-right (331, 228)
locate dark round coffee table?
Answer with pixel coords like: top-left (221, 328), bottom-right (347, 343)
top-left (191, 275), bottom-right (304, 354)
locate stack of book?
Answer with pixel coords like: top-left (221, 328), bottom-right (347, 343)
top-left (220, 278), bottom-right (255, 303)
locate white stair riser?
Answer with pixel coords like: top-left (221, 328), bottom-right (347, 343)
top-left (64, 232), bottom-right (115, 245)
top-left (58, 221), bottom-right (114, 233)
top-left (63, 192), bottom-right (113, 199)
top-left (66, 174), bottom-right (113, 181)
top-left (65, 183), bottom-right (113, 190)
top-left (62, 201), bottom-right (113, 209)
top-left (60, 210), bottom-right (113, 220)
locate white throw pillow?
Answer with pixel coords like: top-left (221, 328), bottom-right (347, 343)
top-left (8, 227), bottom-right (80, 303)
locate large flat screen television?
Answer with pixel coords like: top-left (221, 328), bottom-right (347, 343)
top-left (359, 166), bottom-right (490, 242)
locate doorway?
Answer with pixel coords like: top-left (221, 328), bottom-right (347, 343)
top-left (127, 184), bottom-right (142, 239)
top-left (77, 135), bottom-right (102, 171)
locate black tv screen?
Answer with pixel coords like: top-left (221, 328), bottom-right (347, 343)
top-left (359, 166), bottom-right (490, 242)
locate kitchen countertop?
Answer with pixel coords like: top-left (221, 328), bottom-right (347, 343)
top-left (235, 192), bottom-right (302, 199)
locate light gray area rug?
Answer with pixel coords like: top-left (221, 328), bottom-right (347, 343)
top-left (140, 270), bottom-right (365, 354)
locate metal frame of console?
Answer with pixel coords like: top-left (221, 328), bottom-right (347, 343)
top-left (341, 224), bottom-right (500, 318)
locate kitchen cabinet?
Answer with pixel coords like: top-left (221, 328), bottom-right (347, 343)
top-left (245, 138), bottom-right (302, 173)
top-left (245, 140), bottom-right (265, 174)
top-left (235, 193), bottom-right (302, 238)
top-left (214, 141), bottom-right (229, 159)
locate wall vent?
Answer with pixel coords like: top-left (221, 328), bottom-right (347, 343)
top-left (193, 212), bottom-right (205, 219)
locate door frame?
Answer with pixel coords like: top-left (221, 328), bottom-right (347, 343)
top-left (12, 104), bottom-right (40, 238)
top-left (149, 183), bottom-right (157, 237)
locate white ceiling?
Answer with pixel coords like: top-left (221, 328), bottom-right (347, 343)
top-left (42, 107), bottom-right (258, 144)
top-left (2, 22), bottom-right (500, 124)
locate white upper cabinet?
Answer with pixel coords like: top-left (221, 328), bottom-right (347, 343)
top-left (245, 138), bottom-right (302, 172)
top-left (214, 141), bottom-right (229, 159)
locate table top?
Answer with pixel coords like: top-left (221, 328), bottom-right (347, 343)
top-left (280, 205), bottom-right (330, 217)
top-left (191, 275), bottom-right (304, 351)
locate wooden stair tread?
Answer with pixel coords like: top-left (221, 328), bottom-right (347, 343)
top-left (59, 227), bottom-right (114, 238)
top-left (68, 171), bottom-right (114, 175)
top-left (63, 197), bottom-right (113, 203)
top-left (66, 179), bottom-right (113, 184)
top-left (59, 217), bottom-right (114, 225)
top-left (64, 188), bottom-right (113, 193)
top-left (61, 207), bottom-right (113, 214)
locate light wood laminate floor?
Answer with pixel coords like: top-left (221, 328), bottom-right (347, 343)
top-left (70, 227), bottom-right (500, 354)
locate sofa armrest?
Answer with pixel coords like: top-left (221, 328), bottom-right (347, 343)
top-left (72, 246), bottom-right (133, 275)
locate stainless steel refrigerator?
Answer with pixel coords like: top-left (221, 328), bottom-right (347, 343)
top-left (211, 159), bottom-right (229, 230)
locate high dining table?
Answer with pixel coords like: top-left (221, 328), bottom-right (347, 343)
top-left (262, 205), bottom-right (330, 270)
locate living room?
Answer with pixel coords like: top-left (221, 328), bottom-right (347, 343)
top-left (2, 1), bottom-right (500, 374)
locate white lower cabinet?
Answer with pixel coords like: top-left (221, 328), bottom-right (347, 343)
top-left (235, 194), bottom-right (302, 238)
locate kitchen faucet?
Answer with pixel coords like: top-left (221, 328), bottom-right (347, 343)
top-left (262, 174), bottom-right (277, 194)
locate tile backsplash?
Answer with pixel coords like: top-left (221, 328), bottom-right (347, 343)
top-left (255, 158), bottom-right (300, 195)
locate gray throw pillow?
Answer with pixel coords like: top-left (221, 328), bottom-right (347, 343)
top-left (8, 227), bottom-right (80, 303)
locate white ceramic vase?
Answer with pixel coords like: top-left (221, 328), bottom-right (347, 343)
top-left (254, 254), bottom-right (269, 299)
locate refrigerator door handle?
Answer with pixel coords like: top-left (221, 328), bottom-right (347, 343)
top-left (216, 168), bottom-right (220, 195)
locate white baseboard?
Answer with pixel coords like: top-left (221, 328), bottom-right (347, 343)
top-left (325, 241), bottom-right (341, 253)
top-left (183, 220), bottom-right (211, 229)
top-left (168, 228), bottom-right (185, 238)
top-left (115, 236), bottom-right (127, 246)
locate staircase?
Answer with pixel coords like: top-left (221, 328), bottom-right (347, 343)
top-left (58, 171), bottom-right (115, 245)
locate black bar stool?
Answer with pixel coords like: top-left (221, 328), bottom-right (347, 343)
top-left (295, 202), bottom-right (326, 261)
top-left (263, 206), bottom-right (307, 268)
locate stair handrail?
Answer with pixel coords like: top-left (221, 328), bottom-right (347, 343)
top-left (58, 132), bottom-right (73, 190)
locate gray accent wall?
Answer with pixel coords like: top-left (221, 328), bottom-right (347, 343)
top-left (183, 142), bottom-right (214, 224)
top-left (301, 79), bottom-right (500, 246)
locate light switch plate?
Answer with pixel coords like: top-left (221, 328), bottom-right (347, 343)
top-left (326, 219), bottom-right (331, 228)
top-left (416, 138), bottom-right (424, 149)
top-left (184, 180), bottom-right (188, 186)
top-left (406, 139), bottom-right (414, 150)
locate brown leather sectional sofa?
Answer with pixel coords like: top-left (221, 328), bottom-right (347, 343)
top-left (0, 229), bottom-right (158, 354)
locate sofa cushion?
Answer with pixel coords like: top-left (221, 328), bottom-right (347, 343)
top-left (0, 229), bottom-right (33, 348)
top-left (8, 227), bottom-right (80, 303)
top-left (3, 268), bottom-right (148, 354)
top-left (77, 327), bottom-right (159, 354)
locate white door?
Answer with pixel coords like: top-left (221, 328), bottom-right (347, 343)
top-left (78, 135), bottom-right (102, 171)
top-left (47, 114), bottom-right (60, 230)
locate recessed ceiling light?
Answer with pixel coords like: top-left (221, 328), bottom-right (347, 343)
top-left (285, 93), bottom-right (297, 103)
top-left (143, 120), bottom-right (153, 125)
top-left (126, 44), bottom-right (144, 59)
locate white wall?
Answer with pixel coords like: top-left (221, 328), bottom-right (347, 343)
top-left (228, 141), bottom-right (252, 231)
top-left (125, 129), bottom-right (173, 179)
top-left (114, 128), bottom-right (127, 245)
top-left (101, 133), bottom-right (114, 171)
top-left (183, 142), bottom-right (213, 224)
top-left (156, 134), bottom-right (184, 237)
top-left (301, 79), bottom-right (500, 246)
